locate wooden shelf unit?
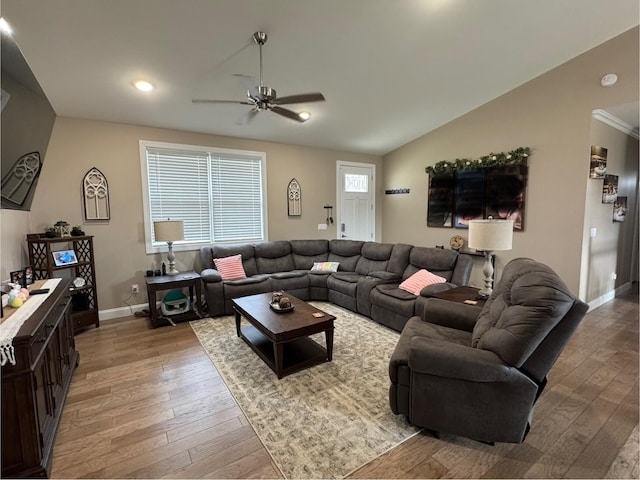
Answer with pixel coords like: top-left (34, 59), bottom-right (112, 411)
top-left (27, 234), bottom-right (99, 333)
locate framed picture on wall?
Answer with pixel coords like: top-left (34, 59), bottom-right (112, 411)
top-left (589, 145), bottom-right (607, 179)
top-left (454, 168), bottom-right (486, 228)
top-left (427, 173), bottom-right (455, 227)
top-left (602, 174), bottom-right (618, 203)
top-left (613, 196), bottom-right (627, 222)
top-left (485, 165), bottom-right (528, 231)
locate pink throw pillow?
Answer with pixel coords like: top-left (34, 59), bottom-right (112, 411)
top-left (213, 254), bottom-right (247, 281)
top-left (398, 269), bottom-right (446, 295)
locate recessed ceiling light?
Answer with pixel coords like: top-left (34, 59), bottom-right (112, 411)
top-left (0, 18), bottom-right (13, 35)
top-left (299, 111), bottom-right (311, 121)
top-left (134, 80), bottom-right (154, 92)
top-left (601, 73), bottom-right (618, 87)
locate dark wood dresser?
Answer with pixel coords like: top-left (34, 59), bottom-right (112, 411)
top-left (1, 279), bottom-right (79, 478)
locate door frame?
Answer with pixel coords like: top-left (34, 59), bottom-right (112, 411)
top-left (336, 160), bottom-right (376, 242)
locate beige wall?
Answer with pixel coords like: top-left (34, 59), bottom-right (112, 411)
top-left (0, 209), bottom-right (31, 281)
top-left (581, 119), bottom-right (639, 301)
top-left (381, 27), bottom-right (639, 298)
top-left (22, 117), bottom-right (381, 310)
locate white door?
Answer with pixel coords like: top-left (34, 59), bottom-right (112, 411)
top-left (337, 161), bottom-right (375, 241)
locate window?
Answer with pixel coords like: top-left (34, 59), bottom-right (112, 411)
top-left (140, 140), bottom-right (267, 253)
top-left (344, 173), bottom-right (368, 193)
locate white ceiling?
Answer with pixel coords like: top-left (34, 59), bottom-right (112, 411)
top-left (2, 0), bottom-right (639, 155)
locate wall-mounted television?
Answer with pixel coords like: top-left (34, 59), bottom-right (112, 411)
top-left (1, 27), bottom-right (56, 211)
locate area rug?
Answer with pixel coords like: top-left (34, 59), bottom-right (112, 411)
top-left (190, 302), bottom-right (420, 479)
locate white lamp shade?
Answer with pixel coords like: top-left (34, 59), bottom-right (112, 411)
top-left (468, 219), bottom-right (513, 251)
top-left (154, 220), bottom-right (184, 242)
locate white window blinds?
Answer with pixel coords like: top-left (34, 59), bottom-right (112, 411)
top-left (142, 142), bottom-right (266, 249)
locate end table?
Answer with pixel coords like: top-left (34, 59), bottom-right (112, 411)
top-left (145, 271), bottom-right (203, 327)
top-left (433, 286), bottom-right (487, 308)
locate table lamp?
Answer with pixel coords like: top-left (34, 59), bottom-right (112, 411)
top-left (153, 219), bottom-right (184, 275)
top-left (468, 218), bottom-right (513, 298)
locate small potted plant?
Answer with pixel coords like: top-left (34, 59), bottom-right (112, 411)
top-left (44, 227), bottom-right (58, 238)
top-left (71, 226), bottom-right (85, 236)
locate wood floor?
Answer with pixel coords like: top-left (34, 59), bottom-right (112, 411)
top-left (51, 288), bottom-right (639, 479)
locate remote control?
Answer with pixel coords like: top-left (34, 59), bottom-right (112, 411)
top-left (30, 288), bottom-right (50, 295)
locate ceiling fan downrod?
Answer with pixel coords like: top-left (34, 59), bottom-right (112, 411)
top-left (252, 32), bottom-right (267, 87)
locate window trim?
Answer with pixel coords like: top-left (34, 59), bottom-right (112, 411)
top-left (139, 140), bottom-right (268, 254)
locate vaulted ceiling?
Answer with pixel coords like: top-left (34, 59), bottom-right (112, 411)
top-left (2, 0), bottom-right (638, 155)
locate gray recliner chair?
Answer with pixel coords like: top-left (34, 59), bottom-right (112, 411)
top-left (389, 257), bottom-right (589, 444)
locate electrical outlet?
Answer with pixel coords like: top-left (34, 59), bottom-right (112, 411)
top-left (131, 284), bottom-right (139, 294)
top-left (611, 273), bottom-right (617, 280)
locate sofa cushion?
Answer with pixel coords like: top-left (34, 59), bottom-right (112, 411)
top-left (471, 258), bottom-right (575, 367)
top-left (327, 272), bottom-right (361, 297)
top-left (328, 239), bottom-right (363, 271)
top-left (375, 284), bottom-right (416, 300)
top-left (311, 261), bottom-right (340, 272)
top-left (403, 247), bottom-right (459, 282)
top-left (355, 242), bottom-right (393, 275)
top-left (399, 269), bottom-right (446, 295)
top-left (290, 240), bottom-right (329, 269)
top-left (270, 271), bottom-right (309, 291)
top-left (254, 241), bottom-right (295, 274)
top-left (210, 244), bottom-right (258, 277)
top-left (330, 272), bottom-right (361, 283)
top-left (214, 254), bottom-right (247, 281)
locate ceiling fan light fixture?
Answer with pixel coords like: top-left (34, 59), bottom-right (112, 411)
top-left (134, 80), bottom-right (154, 92)
top-left (299, 111), bottom-right (311, 121)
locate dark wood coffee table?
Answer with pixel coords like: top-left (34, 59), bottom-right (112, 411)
top-left (232, 292), bottom-right (335, 379)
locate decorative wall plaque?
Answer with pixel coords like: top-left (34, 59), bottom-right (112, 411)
top-left (82, 167), bottom-right (110, 221)
top-left (287, 178), bottom-right (301, 216)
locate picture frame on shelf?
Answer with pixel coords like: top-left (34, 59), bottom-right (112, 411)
top-left (52, 249), bottom-right (78, 266)
top-left (24, 266), bottom-right (34, 285)
top-left (10, 270), bottom-right (25, 287)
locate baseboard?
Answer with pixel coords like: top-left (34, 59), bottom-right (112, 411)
top-left (588, 282), bottom-right (632, 311)
top-left (99, 296), bottom-right (205, 321)
top-left (99, 302), bottom-right (149, 321)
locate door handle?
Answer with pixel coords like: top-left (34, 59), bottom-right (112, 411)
top-left (341, 223), bottom-right (345, 232)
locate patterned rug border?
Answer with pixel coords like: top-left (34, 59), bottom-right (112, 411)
top-left (190, 302), bottom-right (419, 479)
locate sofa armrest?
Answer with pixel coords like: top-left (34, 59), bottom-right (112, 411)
top-left (419, 282), bottom-right (456, 296)
top-left (420, 297), bottom-right (481, 332)
top-left (368, 271), bottom-right (401, 282)
top-left (200, 268), bottom-right (222, 283)
top-left (408, 337), bottom-right (516, 382)
top-left (450, 253), bottom-right (474, 286)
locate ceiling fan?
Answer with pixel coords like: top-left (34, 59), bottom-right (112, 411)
top-left (192, 31), bottom-right (325, 124)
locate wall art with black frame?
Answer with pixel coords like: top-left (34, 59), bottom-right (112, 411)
top-left (427, 164), bottom-right (528, 231)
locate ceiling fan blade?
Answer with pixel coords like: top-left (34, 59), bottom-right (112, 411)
top-left (273, 93), bottom-right (325, 105)
top-left (235, 109), bottom-right (259, 125)
top-left (270, 106), bottom-right (305, 122)
top-left (192, 99), bottom-right (252, 105)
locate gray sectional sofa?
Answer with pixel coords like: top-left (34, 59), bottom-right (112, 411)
top-left (199, 239), bottom-right (473, 332)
